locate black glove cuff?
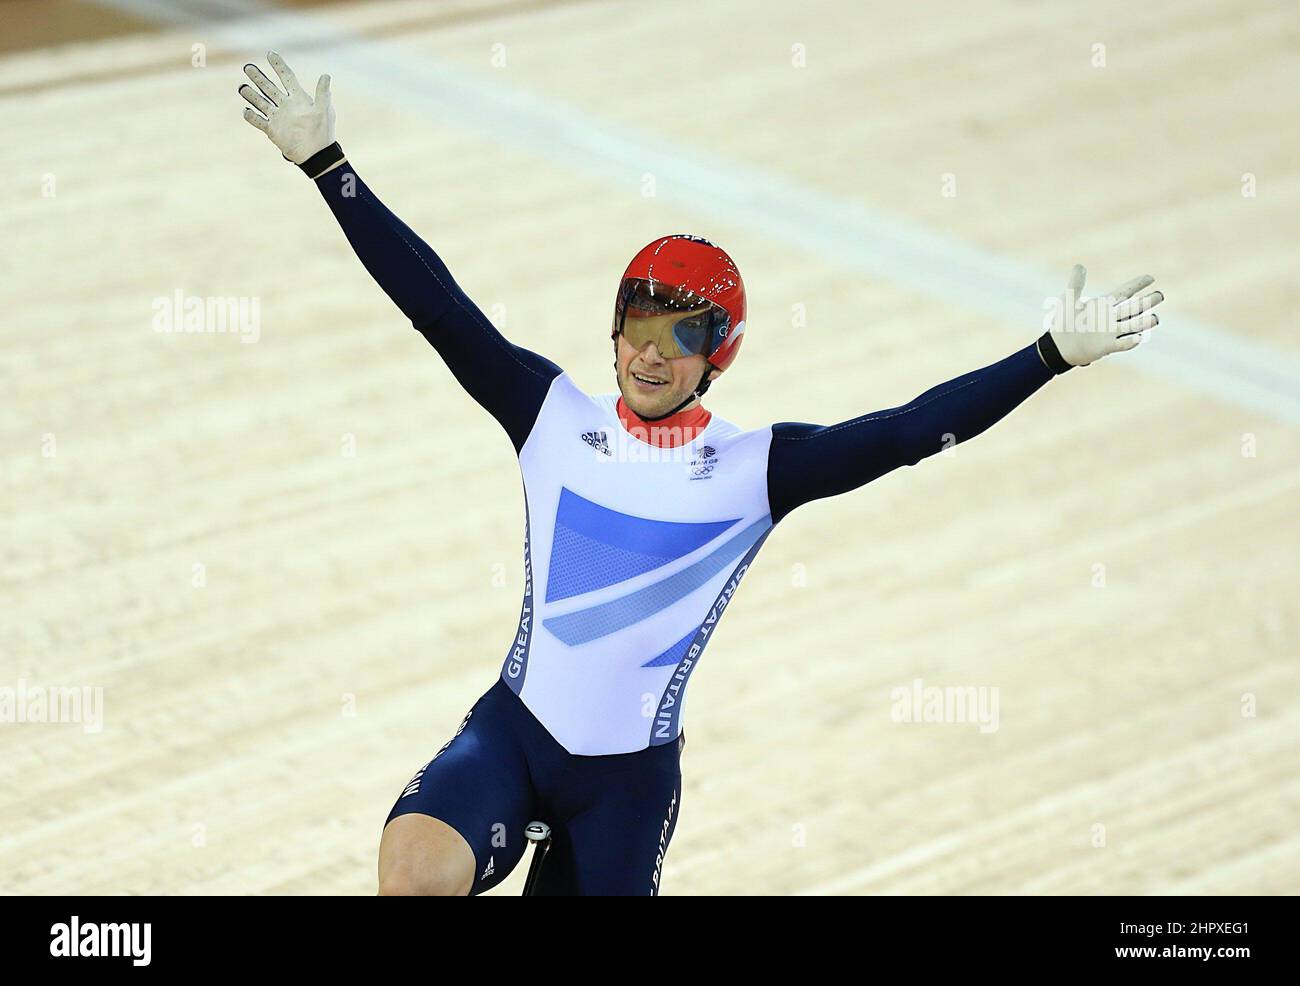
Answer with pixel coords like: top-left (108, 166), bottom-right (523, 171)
top-left (298, 142), bottom-right (346, 180)
top-left (1036, 331), bottom-right (1075, 375)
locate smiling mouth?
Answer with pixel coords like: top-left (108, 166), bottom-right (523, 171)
top-left (631, 372), bottom-right (668, 387)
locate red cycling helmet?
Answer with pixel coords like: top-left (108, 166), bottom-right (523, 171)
top-left (611, 235), bottom-right (746, 373)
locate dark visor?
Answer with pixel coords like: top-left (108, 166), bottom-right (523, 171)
top-left (615, 278), bottom-right (730, 359)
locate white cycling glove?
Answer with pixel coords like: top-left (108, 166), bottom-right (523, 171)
top-left (239, 52), bottom-right (344, 179)
top-left (1036, 265), bottom-right (1164, 373)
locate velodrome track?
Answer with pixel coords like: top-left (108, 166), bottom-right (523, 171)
top-left (1, 0), bottom-right (1297, 894)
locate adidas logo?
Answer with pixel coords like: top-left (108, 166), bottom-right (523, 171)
top-left (481, 856), bottom-right (495, 879)
top-left (581, 430), bottom-right (612, 456)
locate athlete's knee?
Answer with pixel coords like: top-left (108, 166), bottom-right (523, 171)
top-left (378, 814), bottom-right (476, 896)
top-left (377, 858), bottom-right (470, 896)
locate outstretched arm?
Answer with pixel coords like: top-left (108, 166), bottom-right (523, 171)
top-left (312, 162), bottom-right (562, 451)
top-left (238, 52), bottom-right (561, 453)
top-left (768, 341), bottom-right (1053, 523)
top-left (767, 266), bottom-right (1164, 524)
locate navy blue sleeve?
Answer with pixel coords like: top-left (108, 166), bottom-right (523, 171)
top-left (314, 162), bottom-right (562, 452)
top-left (767, 342), bottom-right (1055, 524)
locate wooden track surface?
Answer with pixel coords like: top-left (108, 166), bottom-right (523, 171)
top-left (1, 0), bottom-right (1296, 895)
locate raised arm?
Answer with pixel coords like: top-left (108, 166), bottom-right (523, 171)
top-left (768, 266), bottom-right (1164, 524)
top-left (238, 52), bottom-right (561, 452)
top-left (312, 162), bottom-right (562, 450)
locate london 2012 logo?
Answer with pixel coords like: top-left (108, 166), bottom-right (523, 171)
top-left (689, 445), bottom-right (718, 479)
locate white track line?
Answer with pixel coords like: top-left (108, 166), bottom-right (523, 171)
top-left (88, 0), bottom-right (1300, 423)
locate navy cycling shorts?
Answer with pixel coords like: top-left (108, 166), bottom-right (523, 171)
top-left (386, 678), bottom-right (683, 896)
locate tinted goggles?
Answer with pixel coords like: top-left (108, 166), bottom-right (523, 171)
top-left (614, 278), bottom-right (731, 360)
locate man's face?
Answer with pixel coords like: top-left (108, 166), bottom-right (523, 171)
top-left (614, 327), bottom-right (718, 419)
